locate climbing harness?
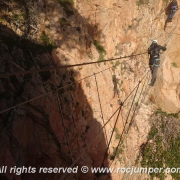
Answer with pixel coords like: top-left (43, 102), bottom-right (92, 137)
top-left (153, 58), bottom-right (160, 66)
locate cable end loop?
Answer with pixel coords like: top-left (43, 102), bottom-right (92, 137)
top-left (118, 99), bottom-right (124, 106)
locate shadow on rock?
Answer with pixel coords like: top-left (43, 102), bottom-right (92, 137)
top-left (0, 18), bottom-right (111, 180)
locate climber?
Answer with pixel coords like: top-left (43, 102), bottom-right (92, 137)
top-left (169, 0), bottom-right (179, 21)
top-left (148, 40), bottom-right (166, 86)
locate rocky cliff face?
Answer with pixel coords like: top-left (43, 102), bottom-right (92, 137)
top-left (0, 0), bottom-right (180, 180)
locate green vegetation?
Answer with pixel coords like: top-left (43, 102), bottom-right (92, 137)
top-left (172, 62), bottom-right (178, 68)
top-left (58, 0), bottom-right (74, 16)
top-left (137, 109), bottom-right (180, 180)
top-left (141, 135), bottom-right (165, 180)
top-left (59, 17), bottom-right (69, 26)
top-left (12, 13), bottom-right (24, 21)
top-left (0, 15), bottom-right (8, 22)
top-left (128, 25), bottom-right (132, 29)
top-left (148, 125), bottom-right (158, 139)
top-left (40, 31), bottom-right (52, 45)
top-left (110, 146), bottom-right (123, 161)
top-left (58, 0), bottom-right (73, 7)
top-left (163, 0), bottom-right (168, 3)
top-left (40, 31), bottom-right (56, 50)
top-left (87, 52), bottom-right (93, 60)
top-left (115, 61), bottom-right (120, 69)
top-left (112, 74), bottom-right (118, 93)
top-left (136, 0), bottom-right (149, 6)
top-left (119, 80), bottom-right (123, 89)
top-left (93, 40), bottom-right (107, 61)
top-left (135, 102), bottom-right (138, 106)
top-left (114, 44), bottom-right (122, 56)
top-left (115, 128), bottom-right (121, 140)
top-left (109, 129), bottom-right (123, 161)
top-left (86, 82), bottom-right (91, 88)
top-left (155, 108), bottom-right (179, 119)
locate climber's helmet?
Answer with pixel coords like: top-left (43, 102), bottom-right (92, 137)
top-left (152, 40), bottom-right (158, 44)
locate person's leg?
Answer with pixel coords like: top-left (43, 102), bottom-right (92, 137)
top-left (149, 65), bottom-right (153, 74)
top-left (150, 66), bottom-right (158, 86)
top-left (149, 57), bottom-right (154, 74)
top-left (172, 10), bottom-right (176, 18)
top-left (170, 10), bottom-right (176, 20)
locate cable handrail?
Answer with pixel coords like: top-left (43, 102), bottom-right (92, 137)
top-left (0, 52), bottom-right (148, 79)
top-left (0, 59), bottom-right (134, 114)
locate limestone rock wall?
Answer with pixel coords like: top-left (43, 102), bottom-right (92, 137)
top-left (0, 0), bottom-right (180, 180)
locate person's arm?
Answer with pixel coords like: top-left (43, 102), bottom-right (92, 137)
top-left (162, 46), bottom-right (167, 51)
top-left (159, 45), bottom-right (166, 51)
top-left (157, 45), bottom-right (166, 52)
top-left (148, 45), bottom-right (153, 54)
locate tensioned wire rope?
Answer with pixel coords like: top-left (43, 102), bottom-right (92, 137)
top-left (56, 90), bottom-right (79, 180)
top-left (65, 68), bottom-right (150, 148)
top-left (101, 77), bottom-right (142, 168)
top-left (0, 55), bottom-right (147, 115)
top-left (100, 76), bottom-right (145, 168)
top-left (0, 45), bottom-right (165, 115)
top-left (59, 70), bottom-right (149, 180)
top-left (1, 48), bottom-right (164, 79)
top-left (0, 4), bottom-right (177, 179)
top-left (0, 64), bottom-right (117, 114)
top-left (109, 72), bottom-right (150, 168)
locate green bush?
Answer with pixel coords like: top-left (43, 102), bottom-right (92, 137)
top-left (136, 0), bottom-right (149, 6)
top-left (155, 108), bottom-right (179, 119)
top-left (138, 110), bottom-right (180, 180)
top-left (59, 18), bottom-right (69, 26)
top-left (93, 40), bottom-right (107, 61)
top-left (58, 0), bottom-right (73, 7)
top-left (58, 0), bottom-right (74, 16)
top-left (172, 62), bottom-right (178, 68)
top-left (40, 31), bottom-right (56, 50)
top-left (115, 61), bottom-right (120, 68)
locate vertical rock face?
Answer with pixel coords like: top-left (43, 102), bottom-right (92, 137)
top-left (154, 34), bottom-right (180, 113)
top-left (0, 0), bottom-right (180, 180)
